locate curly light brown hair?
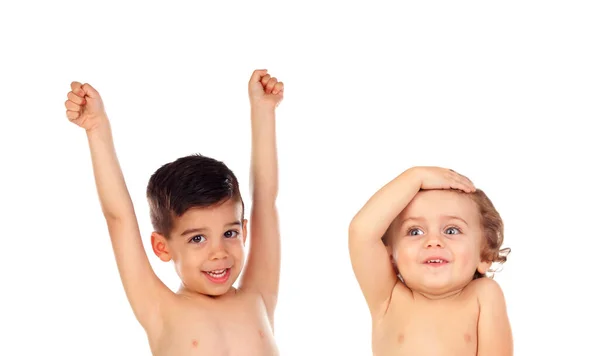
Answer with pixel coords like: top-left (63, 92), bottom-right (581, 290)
top-left (469, 189), bottom-right (511, 279)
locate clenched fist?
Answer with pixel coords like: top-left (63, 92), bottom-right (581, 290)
top-left (248, 69), bottom-right (284, 110)
top-left (65, 82), bottom-right (107, 131)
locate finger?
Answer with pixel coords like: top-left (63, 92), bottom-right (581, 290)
top-left (66, 110), bottom-right (80, 121)
top-left (272, 81), bottom-right (284, 95)
top-left (466, 176), bottom-right (475, 186)
top-left (265, 77), bottom-right (278, 93)
top-left (65, 100), bottom-right (81, 112)
top-left (455, 172), bottom-right (475, 191)
top-left (443, 169), bottom-right (470, 192)
top-left (81, 83), bottom-right (100, 99)
top-left (67, 91), bottom-right (86, 105)
top-left (249, 69), bottom-right (268, 84)
top-left (70, 82), bottom-right (85, 97)
top-left (447, 177), bottom-right (471, 192)
top-left (463, 178), bottom-right (475, 191)
top-left (450, 170), bottom-right (472, 183)
top-left (260, 74), bottom-right (272, 87)
top-left (448, 169), bottom-right (471, 184)
top-left (452, 174), bottom-right (475, 192)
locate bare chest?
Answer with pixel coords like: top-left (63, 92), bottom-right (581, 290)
top-left (150, 295), bottom-right (279, 356)
top-left (373, 299), bottom-right (479, 356)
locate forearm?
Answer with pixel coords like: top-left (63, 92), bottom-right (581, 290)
top-left (250, 107), bottom-right (278, 202)
top-left (86, 119), bottom-right (136, 221)
top-left (350, 168), bottom-right (421, 242)
top-left (241, 105), bottom-right (281, 306)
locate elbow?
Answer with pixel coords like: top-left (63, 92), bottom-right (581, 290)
top-left (102, 208), bottom-right (134, 225)
top-left (348, 213), bottom-right (368, 237)
top-left (102, 210), bottom-right (122, 223)
top-left (100, 201), bottom-right (135, 222)
top-left (252, 187), bottom-right (278, 203)
top-left (348, 218), bottom-right (367, 243)
top-left (252, 194), bottom-right (278, 207)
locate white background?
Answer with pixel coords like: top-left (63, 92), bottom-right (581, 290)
top-left (1, 1), bottom-right (599, 355)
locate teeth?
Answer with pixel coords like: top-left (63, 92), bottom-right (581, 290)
top-left (206, 269), bottom-right (227, 277)
top-left (427, 259), bottom-right (444, 263)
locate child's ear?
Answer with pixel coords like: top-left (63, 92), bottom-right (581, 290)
top-left (151, 232), bottom-right (172, 262)
top-left (477, 260), bottom-right (492, 275)
top-left (385, 241), bottom-right (400, 275)
top-left (389, 254), bottom-right (399, 273)
top-left (241, 219), bottom-right (248, 246)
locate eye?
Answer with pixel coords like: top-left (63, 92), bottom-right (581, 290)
top-left (408, 228), bottom-right (424, 236)
top-left (224, 230), bottom-right (239, 239)
top-left (190, 235), bottom-right (206, 243)
top-left (444, 227), bottom-right (461, 235)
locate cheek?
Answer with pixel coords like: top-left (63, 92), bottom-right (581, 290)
top-left (393, 240), bottom-right (419, 265)
top-left (228, 240), bottom-right (245, 258)
top-left (178, 247), bottom-right (207, 266)
top-left (451, 241), bottom-right (480, 267)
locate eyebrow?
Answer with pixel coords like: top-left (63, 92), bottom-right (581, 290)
top-left (444, 216), bottom-right (469, 226)
top-left (401, 215), bottom-right (469, 226)
top-left (180, 221), bottom-right (242, 237)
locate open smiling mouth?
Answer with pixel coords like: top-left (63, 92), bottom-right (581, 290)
top-left (202, 268), bottom-right (231, 284)
top-left (424, 259), bottom-right (449, 266)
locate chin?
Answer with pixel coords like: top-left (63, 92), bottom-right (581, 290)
top-left (426, 275), bottom-right (477, 293)
top-left (204, 288), bottom-right (231, 297)
top-left (421, 282), bottom-right (453, 293)
top-left (407, 276), bottom-right (453, 292)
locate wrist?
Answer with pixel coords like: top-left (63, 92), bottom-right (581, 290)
top-left (251, 104), bottom-right (276, 114)
top-left (85, 117), bottom-right (111, 137)
top-left (250, 106), bottom-right (276, 124)
top-left (400, 167), bottom-right (424, 190)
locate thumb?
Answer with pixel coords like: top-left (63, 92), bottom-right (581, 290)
top-left (81, 83), bottom-right (100, 99)
top-left (70, 81), bottom-right (85, 97)
top-left (249, 69), bottom-right (268, 84)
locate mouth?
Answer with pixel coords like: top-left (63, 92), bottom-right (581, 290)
top-left (423, 258), bottom-right (449, 266)
top-left (202, 268), bottom-right (231, 284)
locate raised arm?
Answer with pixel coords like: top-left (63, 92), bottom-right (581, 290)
top-left (476, 278), bottom-right (513, 355)
top-left (349, 169), bottom-right (421, 315)
top-left (238, 70), bottom-right (284, 321)
top-left (348, 167), bottom-right (476, 316)
top-left (65, 83), bottom-right (171, 332)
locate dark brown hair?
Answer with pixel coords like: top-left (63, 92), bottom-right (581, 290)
top-left (146, 154), bottom-right (243, 238)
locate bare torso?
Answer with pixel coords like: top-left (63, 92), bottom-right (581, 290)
top-left (373, 281), bottom-right (480, 356)
top-left (148, 289), bottom-right (279, 356)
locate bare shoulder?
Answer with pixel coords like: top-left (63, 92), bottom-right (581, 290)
top-left (470, 278), bottom-right (507, 306)
top-left (471, 278), bottom-right (513, 355)
top-left (235, 287), bottom-right (271, 307)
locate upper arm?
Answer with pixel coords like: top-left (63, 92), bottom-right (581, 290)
top-left (477, 278), bottom-right (513, 356)
top-left (238, 201), bottom-right (281, 317)
top-left (106, 217), bottom-right (172, 332)
top-left (348, 223), bottom-right (400, 317)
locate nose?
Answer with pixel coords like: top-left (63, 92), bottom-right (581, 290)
top-left (424, 234), bottom-right (444, 248)
top-left (209, 240), bottom-right (229, 260)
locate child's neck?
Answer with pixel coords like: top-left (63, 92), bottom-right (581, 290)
top-left (176, 285), bottom-right (238, 300)
top-left (412, 288), bottom-right (464, 301)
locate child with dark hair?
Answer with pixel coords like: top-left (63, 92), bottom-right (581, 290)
top-left (349, 167), bottom-right (513, 356)
top-left (64, 70), bottom-right (284, 356)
